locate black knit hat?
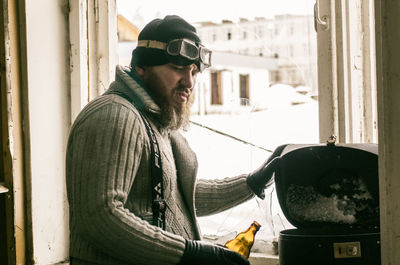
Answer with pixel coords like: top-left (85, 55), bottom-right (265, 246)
top-left (130, 15), bottom-right (202, 68)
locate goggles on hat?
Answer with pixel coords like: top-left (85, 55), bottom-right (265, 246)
top-left (137, 39), bottom-right (212, 70)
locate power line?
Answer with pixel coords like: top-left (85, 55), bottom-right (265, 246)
top-left (189, 120), bottom-right (273, 153)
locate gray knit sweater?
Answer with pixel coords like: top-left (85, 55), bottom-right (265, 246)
top-left (66, 65), bottom-right (255, 265)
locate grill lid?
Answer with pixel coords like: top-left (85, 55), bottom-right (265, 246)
top-left (271, 142), bottom-right (379, 229)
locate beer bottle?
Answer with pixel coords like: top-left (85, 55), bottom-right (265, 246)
top-left (224, 221), bottom-right (261, 259)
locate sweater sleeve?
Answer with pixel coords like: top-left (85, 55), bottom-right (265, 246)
top-left (66, 97), bottom-right (185, 265)
top-left (194, 174), bottom-right (255, 217)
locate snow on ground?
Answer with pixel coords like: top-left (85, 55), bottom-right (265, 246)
top-left (180, 92), bottom-right (319, 254)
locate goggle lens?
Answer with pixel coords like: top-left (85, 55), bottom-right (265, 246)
top-left (200, 48), bottom-right (212, 67)
top-left (181, 41), bottom-right (199, 60)
top-left (167, 39), bottom-right (200, 61)
top-left (166, 40), bottom-right (182, 56)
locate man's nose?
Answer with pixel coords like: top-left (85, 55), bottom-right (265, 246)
top-left (180, 70), bottom-right (196, 90)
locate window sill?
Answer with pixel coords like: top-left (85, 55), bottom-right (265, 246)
top-left (249, 253), bottom-right (279, 265)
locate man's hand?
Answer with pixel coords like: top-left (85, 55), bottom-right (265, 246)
top-left (246, 144), bottom-right (288, 199)
top-left (179, 240), bottom-right (250, 265)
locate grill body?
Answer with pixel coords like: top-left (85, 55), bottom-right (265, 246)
top-left (273, 144), bottom-right (380, 265)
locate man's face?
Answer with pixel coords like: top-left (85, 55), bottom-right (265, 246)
top-left (136, 63), bottom-right (200, 130)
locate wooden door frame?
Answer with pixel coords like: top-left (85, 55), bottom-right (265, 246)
top-left (0, 0), bottom-right (30, 264)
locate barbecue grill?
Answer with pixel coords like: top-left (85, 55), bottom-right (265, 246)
top-left (266, 141), bottom-right (380, 265)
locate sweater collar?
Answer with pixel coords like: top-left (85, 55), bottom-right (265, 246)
top-left (115, 65), bottom-right (161, 115)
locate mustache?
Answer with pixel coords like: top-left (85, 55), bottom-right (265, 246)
top-left (175, 86), bottom-right (192, 96)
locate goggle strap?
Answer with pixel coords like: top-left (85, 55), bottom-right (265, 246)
top-left (137, 39), bottom-right (211, 70)
top-left (137, 40), bottom-right (167, 51)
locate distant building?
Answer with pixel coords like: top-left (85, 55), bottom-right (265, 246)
top-left (117, 16), bottom-right (278, 115)
top-left (193, 51), bottom-right (277, 115)
top-left (118, 41), bottom-right (136, 67)
top-left (117, 42), bottom-right (278, 114)
top-left (117, 14), bottom-right (140, 66)
top-left (195, 15), bottom-right (317, 94)
top-left (117, 14), bottom-right (140, 42)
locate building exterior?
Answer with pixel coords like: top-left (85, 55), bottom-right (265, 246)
top-left (195, 15), bottom-right (317, 94)
top-left (116, 42), bottom-right (278, 114)
top-left (116, 19), bottom-right (278, 115)
top-left (117, 14), bottom-right (140, 42)
top-left (193, 51), bottom-right (277, 115)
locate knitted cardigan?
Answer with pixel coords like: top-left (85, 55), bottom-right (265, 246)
top-left (66, 65), bottom-right (255, 265)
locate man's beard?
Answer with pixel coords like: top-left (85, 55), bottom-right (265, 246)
top-left (142, 70), bottom-right (193, 130)
top-left (158, 87), bottom-right (193, 131)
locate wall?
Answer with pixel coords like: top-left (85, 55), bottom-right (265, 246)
top-left (192, 66), bottom-right (270, 115)
top-left (189, 51), bottom-right (276, 115)
top-left (25, 0), bottom-right (70, 263)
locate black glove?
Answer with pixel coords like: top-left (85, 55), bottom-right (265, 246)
top-left (246, 144), bottom-right (288, 199)
top-left (179, 239), bottom-right (250, 265)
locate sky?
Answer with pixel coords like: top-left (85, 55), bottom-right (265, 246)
top-left (117, 0), bottom-right (314, 28)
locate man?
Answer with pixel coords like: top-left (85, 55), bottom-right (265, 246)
top-left (66, 15), bottom-right (280, 265)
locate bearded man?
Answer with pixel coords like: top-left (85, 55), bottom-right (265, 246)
top-left (66, 15), bottom-right (278, 265)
